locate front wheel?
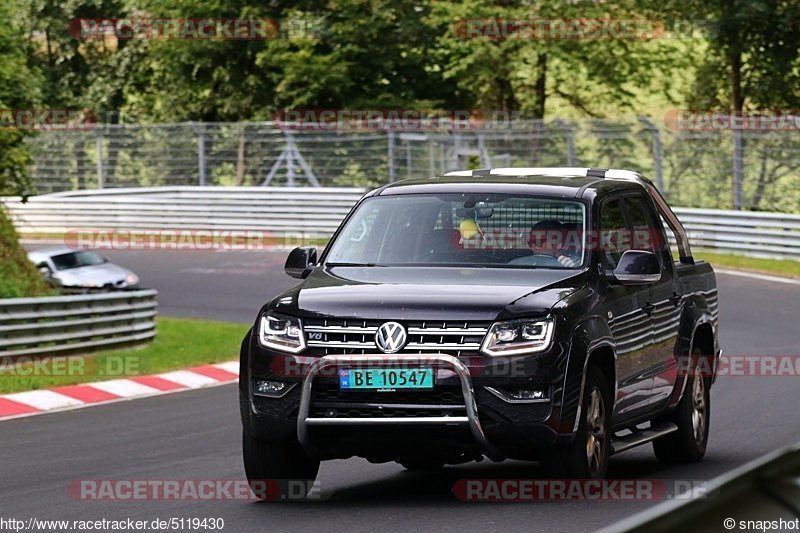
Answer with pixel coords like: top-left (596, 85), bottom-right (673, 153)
top-left (242, 431), bottom-right (320, 500)
top-left (542, 366), bottom-right (611, 479)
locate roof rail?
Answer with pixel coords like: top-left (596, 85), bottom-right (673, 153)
top-left (442, 167), bottom-right (646, 183)
top-left (586, 168), bottom-right (608, 178)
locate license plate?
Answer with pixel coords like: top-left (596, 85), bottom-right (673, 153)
top-left (338, 368), bottom-right (434, 391)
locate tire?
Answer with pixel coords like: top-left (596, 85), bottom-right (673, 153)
top-left (242, 430), bottom-right (320, 500)
top-left (652, 350), bottom-right (710, 464)
top-left (542, 365), bottom-right (612, 479)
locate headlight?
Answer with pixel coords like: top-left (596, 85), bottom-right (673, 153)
top-left (258, 313), bottom-right (306, 353)
top-left (480, 318), bottom-right (554, 356)
top-left (126, 273), bottom-right (139, 285)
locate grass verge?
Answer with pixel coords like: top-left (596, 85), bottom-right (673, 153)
top-left (0, 207), bottom-right (53, 298)
top-left (0, 317), bottom-right (248, 394)
top-left (693, 250), bottom-right (800, 279)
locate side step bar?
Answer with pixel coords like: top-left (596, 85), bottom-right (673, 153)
top-left (610, 422), bottom-right (679, 455)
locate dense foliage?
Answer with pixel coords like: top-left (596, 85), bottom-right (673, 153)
top-left (1, 0), bottom-right (798, 296)
top-left (6, 0), bottom-right (797, 128)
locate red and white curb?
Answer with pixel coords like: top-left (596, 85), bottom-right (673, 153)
top-left (0, 361), bottom-right (239, 421)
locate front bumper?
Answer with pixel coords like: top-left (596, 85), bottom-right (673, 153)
top-left (243, 345), bottom-right (572, 461)
top-left (297, 354), bottom-right (498, 458)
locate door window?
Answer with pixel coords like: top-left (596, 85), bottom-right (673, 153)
top-left (599, 199), bottom-right (630, 269)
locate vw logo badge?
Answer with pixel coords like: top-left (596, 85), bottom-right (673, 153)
top-left (375, 322), bottom-right (407, 353)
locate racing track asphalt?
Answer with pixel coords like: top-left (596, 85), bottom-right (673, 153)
top-left (4, 247), bottom-right (800, 532)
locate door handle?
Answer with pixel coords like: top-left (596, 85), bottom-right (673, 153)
top-left (642, 302), bottom-right (655, 315)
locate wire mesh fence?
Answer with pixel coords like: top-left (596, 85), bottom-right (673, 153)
top-left (24, 118), bottom-right (800, 212)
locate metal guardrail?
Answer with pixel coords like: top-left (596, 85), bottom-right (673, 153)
top-left (602, 440), bottom-right (800, 532)
top-left (0, 289), bottom-right (158, 357)
top-left (674, 208), bottom-right (800, 260)
top-left (2, 187), bottom-right (800, 260)
top-left (1, 186), bottom-right (364, 237)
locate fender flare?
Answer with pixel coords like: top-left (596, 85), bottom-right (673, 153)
top-left (670, 296), bottom-right (718, 407)
top-left (559, 316), bottom-right (617, 437)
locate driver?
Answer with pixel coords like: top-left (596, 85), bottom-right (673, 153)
top-left (510, 220), bottom-right (577, 267)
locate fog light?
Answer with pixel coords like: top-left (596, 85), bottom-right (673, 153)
top-left (509, 388), bottom-right (547, 401)
top-left (485, 385), bottom-right (549, 403)
top-left (254, 380), bottom-right (294, 398)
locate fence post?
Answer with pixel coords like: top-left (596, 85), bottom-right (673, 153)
top-left (638, 117), bottom-right (664, 191)
top-left (285, 132), bottom-right (296, 186)
top-left (732, 128), bottom-right (744, 210)
top-left (429, 136), bottom-right (435, 177)
top-left (196, 125), bottom-right (207, 186)
top-left (387, 131), bottom-right (396, 183)
top-left (555, 119), bottom-right (576, 166)
top-left (94, 127), bottom-right (104, 189)
top-left (406, 137), bottom-right (412, 179)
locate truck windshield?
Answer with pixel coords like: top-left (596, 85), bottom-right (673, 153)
top-left (325, 194), bottom-right (586, 269)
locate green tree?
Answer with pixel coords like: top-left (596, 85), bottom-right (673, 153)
top-left (123, 0), bottom-right (451, 120)
top-left (0, 0), bottom-right (51, 298)
top-left (655, 0), bottom-right (800, 111)
top-left (430, 0), bottom-right (690, 118)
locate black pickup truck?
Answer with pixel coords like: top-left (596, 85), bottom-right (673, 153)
top-left (239, 167), bottom-right (720, 487)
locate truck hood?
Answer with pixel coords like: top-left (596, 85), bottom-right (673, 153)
top-left (283, 266), bottom-right (585, 321)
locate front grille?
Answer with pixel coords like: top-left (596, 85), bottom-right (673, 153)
top-left (312, 383), bottom-right (465, 405)
top-left (303, 319), bottom-right (490, 356)
top-left (310, 383), bottom-right (467, 419)
top-left (309, 406), bottom-right (467, 418)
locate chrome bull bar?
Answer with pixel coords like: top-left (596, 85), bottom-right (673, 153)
top-left (296, 354), bottom-right (496, 457)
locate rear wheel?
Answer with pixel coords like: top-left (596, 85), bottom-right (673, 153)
top-left (653, 350), bottom-right (710, 464)
top-left (542, 366), bottom-right (611, 479)
top-left (242, 431), bottom-right (320, 500)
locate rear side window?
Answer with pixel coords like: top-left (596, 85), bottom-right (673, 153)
top-left (621, 196), bottom-right (656, 252)
top-left (659, 215), bottom-right (681, 263)
top-left (599, 200), bottom-right (629, 269)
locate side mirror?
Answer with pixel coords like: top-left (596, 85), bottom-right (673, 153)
top-left (609, 250), bottom-right (661, 285)
top-left (36, 262), bottom-right (52, 277)
top-left (285, 246), bottom-right (317, 279)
